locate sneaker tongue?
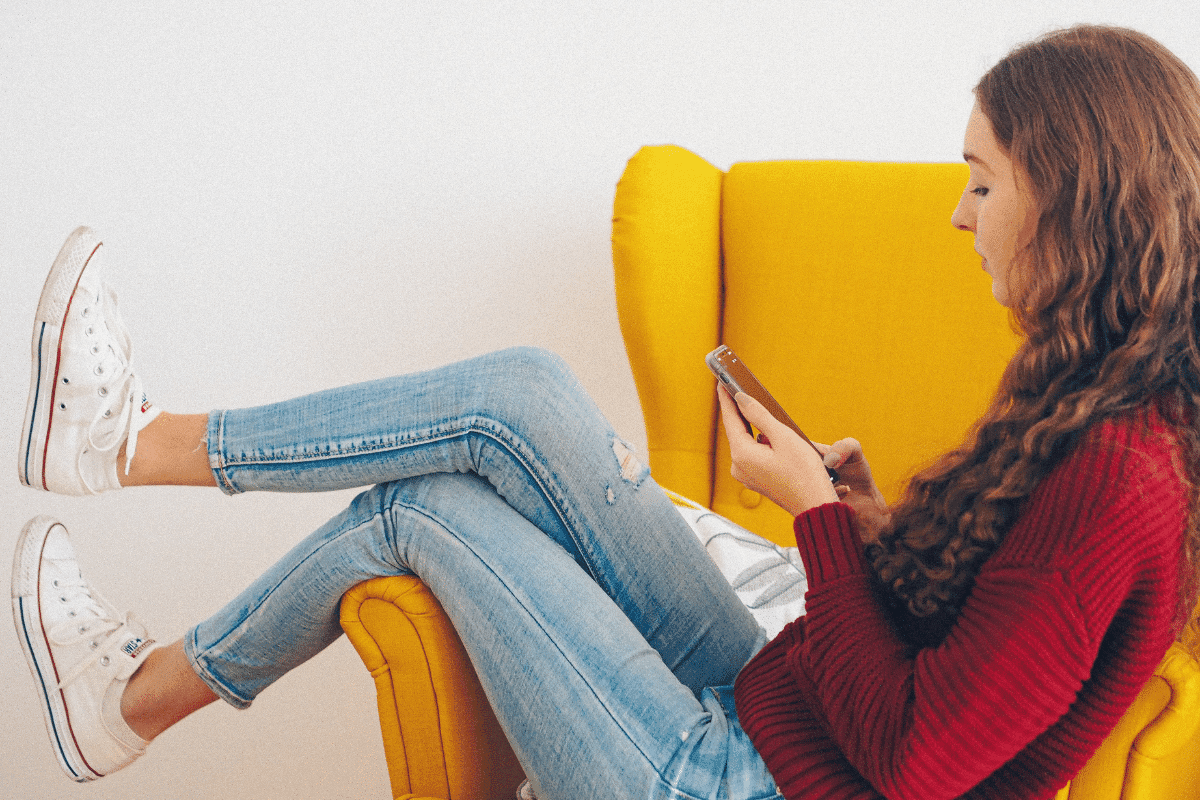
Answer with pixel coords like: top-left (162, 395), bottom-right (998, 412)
top-left (123, 391), bottom-right (163, 475)
top-left (111, 628), bottom-right (159, 678)
top-left (102, 614), bottom-right (161, 681)
top-left (78, 374), bottom-right (160, 492)
top-left (56, 617), bottom-right (160, 689)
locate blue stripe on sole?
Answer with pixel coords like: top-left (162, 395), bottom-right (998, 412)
top-left (16, 595), bottom-right (87, 781)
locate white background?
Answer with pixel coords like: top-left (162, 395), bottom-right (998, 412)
top-left (2, 2), bottom-right (1197, 798)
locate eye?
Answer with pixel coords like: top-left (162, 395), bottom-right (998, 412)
top-left (971, 186), bottom-right (989, 197)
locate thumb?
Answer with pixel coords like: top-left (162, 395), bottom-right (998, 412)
top-left (825, 437), bottom-right (864, 470)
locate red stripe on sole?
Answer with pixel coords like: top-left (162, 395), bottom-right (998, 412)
top-left (39, 240), bottom-right (103, 492)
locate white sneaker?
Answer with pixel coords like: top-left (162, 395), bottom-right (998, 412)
top-left (12, 515), bottom-right (161, 781)
top-left (18, 227), bottom-right (161, 495)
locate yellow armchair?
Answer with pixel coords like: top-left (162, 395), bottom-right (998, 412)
top-left (340, 577), bottom-right (525, 800)
top-left (340, 145), bottom-right (1200, 800)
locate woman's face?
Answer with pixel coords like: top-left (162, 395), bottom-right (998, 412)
top-left (951, 104), bottom-right (1035, 307)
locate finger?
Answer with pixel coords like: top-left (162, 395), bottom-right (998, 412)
top-left (717, 385), bottom-right (755, 441)
top-left (830, 437), bottom-right (863, 458)
top-left (826, 437), bottom-right (864, 469)
top-left (732, 391), bottom-right (787, 436)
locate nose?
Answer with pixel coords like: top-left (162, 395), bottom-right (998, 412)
top-left (951, 189), bottom-right (974, 232)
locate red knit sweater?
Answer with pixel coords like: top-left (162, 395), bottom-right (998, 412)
top-left (733, 408), bottom-right (1188, 800)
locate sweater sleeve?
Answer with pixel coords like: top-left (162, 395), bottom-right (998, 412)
top-left (788, 421), bottom-right (1183, 800)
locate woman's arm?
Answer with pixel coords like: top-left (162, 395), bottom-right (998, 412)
top-left (721, 397), bottom-right (1185, 799)
top-left (794, 503), bottom-right (1099, 799)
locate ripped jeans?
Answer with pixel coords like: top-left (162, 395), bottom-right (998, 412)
top-left (186, 347), bottom-right (780, 800)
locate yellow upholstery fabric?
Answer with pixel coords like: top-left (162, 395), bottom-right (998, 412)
top-left (340, 145), bottom-right (1200, 799)
top-left (1053, 641), bottom-right (1200, 799)
top-left (340, 577), bottom-right (524, 800)
top-left (612, 144), bottom-right (725, 504)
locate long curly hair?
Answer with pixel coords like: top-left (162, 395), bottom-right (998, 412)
top-left (866, 25), bottom-right (1200, 647)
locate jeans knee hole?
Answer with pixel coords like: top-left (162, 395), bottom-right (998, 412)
top-left (611, 438), bottom-right (647, 484)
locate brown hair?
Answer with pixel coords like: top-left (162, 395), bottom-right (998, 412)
top-left (867, 25), bottom-right (1200, 646)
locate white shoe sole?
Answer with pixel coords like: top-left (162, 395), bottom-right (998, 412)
top-left (18, 227), bottom-right (103, 492)
top-left (12, 515), bottom-right (104, 781)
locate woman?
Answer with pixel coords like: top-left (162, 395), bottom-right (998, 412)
top-left (13, 24), bottom-right (1200, 800)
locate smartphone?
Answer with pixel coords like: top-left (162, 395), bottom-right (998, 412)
top-left (706, 344), bottom-right (838, 483)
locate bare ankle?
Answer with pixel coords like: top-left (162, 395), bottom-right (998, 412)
top-left (121, 640), bottom-right (218, 740)
top-left (120, 648), bottom-right (167, 740)
top-left (118, 412), bottom-right (216, 488)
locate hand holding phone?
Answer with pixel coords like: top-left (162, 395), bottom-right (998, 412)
top-left (706, 345), bottom-right (839, 483)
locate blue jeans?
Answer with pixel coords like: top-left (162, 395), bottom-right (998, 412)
top-left (186, 347), bottom-right (781, 800)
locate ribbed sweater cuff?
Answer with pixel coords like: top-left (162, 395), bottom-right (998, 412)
top-left (792, 502), bottom-right (866, 585)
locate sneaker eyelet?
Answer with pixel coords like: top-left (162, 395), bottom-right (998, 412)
top-left (67, 610), bottom-right (77, 618)
top-left (94, 365), bottom-right (105, 376)
top-left (60, 596), bottom-right (68, 603)
top-left (90, 640), bottom-right (99, 649)
top-left (104, 410), bottom-right (112, 418)
top-left (61, 377), bottom-right (70, 385)
top-left (79, 625), bottom-right (88, 634)
top-left (52, 579), bottom-right (60, 588)
top-left (59, 403), bottom-right (66, 410)
top-left (91, 344), bottom-right (101, 355)
top-left (81, 307), bottom-right (91, 318)
top-left (100, 656), bottom-right (110, 667)
top-left (98, 387), bottom-right (108, 397)
top-left (85, 326), bottom-right (95, 335)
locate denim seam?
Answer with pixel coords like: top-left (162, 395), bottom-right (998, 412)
top-left (386, 496), bottom-right (675, 783)
top-left (473, 418), bottom-right (600, 585)
top-left (209, 410), bottom-right (240, 496)
top-left (215, 415), bottom-right (601, 584)
top-left (191, 516), bottom-right (395, 662)
top-left (215, 417), bottom-right (546, 465)
top-left (184, 626), bottom-right (253, 709)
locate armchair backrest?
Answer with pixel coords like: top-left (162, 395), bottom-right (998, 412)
top-left (612, 145), bottom-right (1021, 546)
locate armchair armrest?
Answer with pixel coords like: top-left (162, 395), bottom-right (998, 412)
top-left (1060, 641), bottom-right (1200, 799)
top-left (340, 576), bottom-right (525, 800)
top-left (1125, 643), bottom-right (1200, 798)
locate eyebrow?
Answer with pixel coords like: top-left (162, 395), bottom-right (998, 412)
top-left (963, 152), bottom-right (990, 168)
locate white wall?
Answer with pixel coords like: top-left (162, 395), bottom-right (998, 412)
top-left (2, 2), bottom-right (1197, 798)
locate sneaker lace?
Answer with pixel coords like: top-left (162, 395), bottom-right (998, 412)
top-left (47, 574), bottom-right (138, 689)
top-left (80, 285), bottom-right (151, 488)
